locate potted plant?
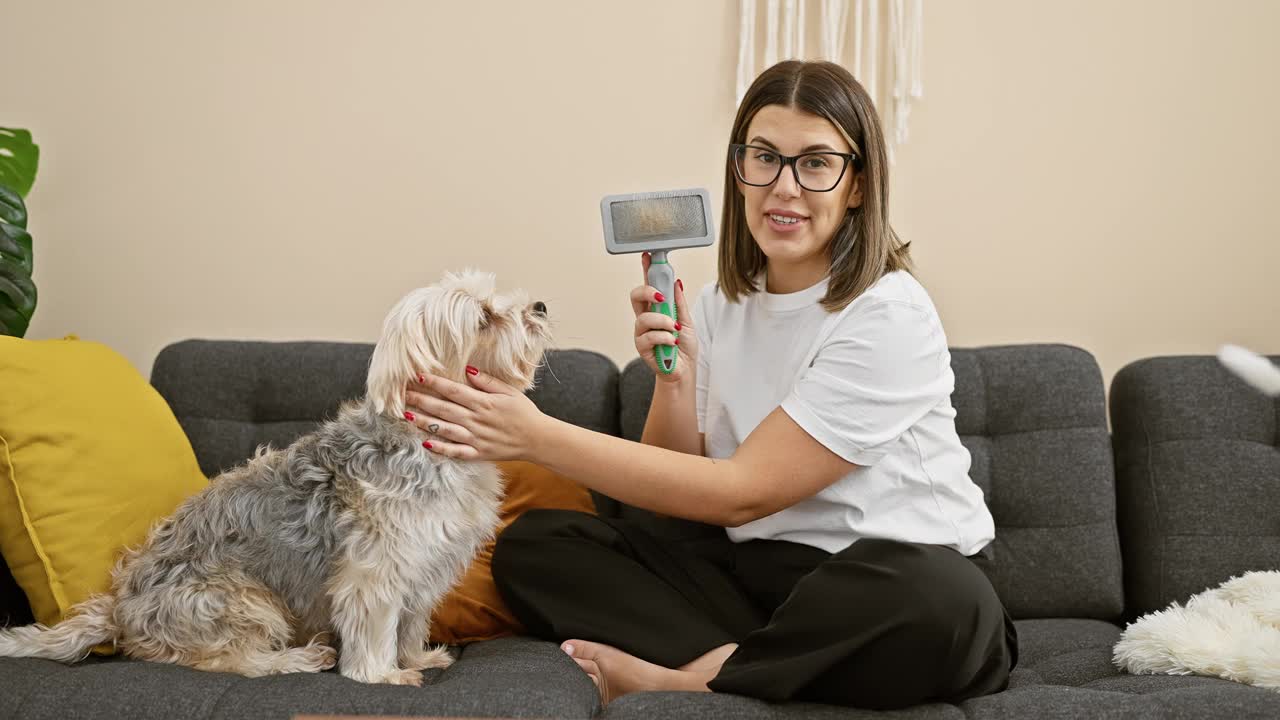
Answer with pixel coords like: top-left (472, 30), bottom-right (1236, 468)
top-left (0, 127), bottom-right (39, 338)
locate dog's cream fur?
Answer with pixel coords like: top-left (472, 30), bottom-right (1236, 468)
top-left (0, 269), bottom-right (552, 685)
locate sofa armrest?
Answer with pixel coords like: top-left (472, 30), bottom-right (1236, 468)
top-left (1110, 354), bottom-right (1280, 619)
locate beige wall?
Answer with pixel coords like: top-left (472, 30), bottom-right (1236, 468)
top-left (9, 1), bottom-right (1279, 389)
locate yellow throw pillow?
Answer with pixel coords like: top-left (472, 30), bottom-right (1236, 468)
top-left (429, 460), bottom-right (596, 645)
top-left (0, 336), bottom-right (208, 633)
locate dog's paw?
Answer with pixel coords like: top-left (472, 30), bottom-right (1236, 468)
top-left (380, 667), bottom-right (425, 686)
top-left (312, 644), bottom-right (338, 671)
top-left (401, 645), bottom-right (454, 671)
top-left (272, 644), bottom-right (338, 674)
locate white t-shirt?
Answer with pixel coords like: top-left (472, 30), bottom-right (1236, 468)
top-left (694, 269), bottom-right (995, 556)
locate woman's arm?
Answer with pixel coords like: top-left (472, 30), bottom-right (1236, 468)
top-left (529, 403), bottom-right (854, 527)
top-left (408, 369), bottom-right (855, 527)
top-left (640, 378), bottom-right (704, 457)
top-left (410, 297), bottom-right (945, 527)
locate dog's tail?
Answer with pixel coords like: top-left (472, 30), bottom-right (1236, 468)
top-left (0, 593), bottom-right (117, 662)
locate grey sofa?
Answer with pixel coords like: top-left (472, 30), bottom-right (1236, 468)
top-left (1, 340), bottom-right (1277, 719)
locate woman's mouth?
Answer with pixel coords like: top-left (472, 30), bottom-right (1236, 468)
top-left (766, 212), bottom-right (808, 233)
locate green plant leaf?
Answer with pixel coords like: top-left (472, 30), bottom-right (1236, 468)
top-left (0, 128), bottom-right (39, 199)
top-left (0, 223), bottom-right (33, 275)
top-left (0, 184), bottom-right (27, 229)
top-left (0, 183), bottom-right (35, 338)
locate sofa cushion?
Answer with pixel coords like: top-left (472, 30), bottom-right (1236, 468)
top-left (0, 637), bottom-right (598, 720)
top-left (617, 344), bottom-right (1125, 620)
top-left (430, 460), bottom-right (598, 645)
top-left (1006, 618), bottom-right (1121, 687)
top-left (599, 619), bottom-right (1280, 719)
top-left (958, 680), bottom-right (1280, 720)
top-left (601, 683), bottom-right (1280, 720)
top-left (150, 340), bottom-right (621, 479)
top-left (0, 336), bottom-right (208, 632)
top-left (1110, 355), bottom-right (1280, 619)
top-left (948, 345), bottom-right (1123, 619)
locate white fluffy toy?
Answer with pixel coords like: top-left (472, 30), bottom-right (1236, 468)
top-left (1114, 571), bottom-right (1280, 690)
top-left (1218, 344), bottom-right (1280, 397)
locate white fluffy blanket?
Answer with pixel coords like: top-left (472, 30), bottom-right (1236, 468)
top-left (1114, 570), bottom-right (1280, 690)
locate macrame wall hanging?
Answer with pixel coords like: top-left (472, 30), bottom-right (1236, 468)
top-left (736, 0), bottom-right (923, 160)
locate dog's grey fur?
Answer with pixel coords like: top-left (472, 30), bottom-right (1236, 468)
top-left (0, 269), bottom-right (552, 685)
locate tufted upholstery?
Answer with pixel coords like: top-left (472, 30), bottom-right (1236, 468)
top-left (1110, 354), bottom-right (1280, 618)
top-left (148, 340), bottom-right (622, 479)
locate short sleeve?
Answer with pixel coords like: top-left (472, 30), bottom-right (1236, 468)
top-left (780, 300), bottom-right (952, 466)
top-left (694, 284), bottom-right (714, 434)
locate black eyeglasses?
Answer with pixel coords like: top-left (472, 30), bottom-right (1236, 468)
top-left (730, 143), bottom-right (859, 193)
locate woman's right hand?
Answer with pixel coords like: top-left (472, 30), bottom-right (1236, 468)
top-left (632, 252), bottom-right (697, 385)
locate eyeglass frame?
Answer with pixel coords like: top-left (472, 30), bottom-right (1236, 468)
top-left (728, 143), bottom-right (860, 193)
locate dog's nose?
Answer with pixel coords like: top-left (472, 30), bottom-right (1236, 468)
top-left (532, 301), bottom-right (548, 316)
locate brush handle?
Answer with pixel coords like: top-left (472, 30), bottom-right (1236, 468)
top-left (647, 256), bottom-right (678, 375)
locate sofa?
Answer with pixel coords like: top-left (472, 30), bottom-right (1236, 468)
top-left (1, 339), bottom-right (1277, 719)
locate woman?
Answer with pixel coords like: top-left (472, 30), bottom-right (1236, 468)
top-left (405, 60), bottom-right (1018, 711)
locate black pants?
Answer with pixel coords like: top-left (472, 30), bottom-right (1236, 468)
top-left (492, 510), bottom-right (1018, 711)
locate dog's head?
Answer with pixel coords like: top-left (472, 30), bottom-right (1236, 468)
top-left (367, 269), bottom-right (553, 417)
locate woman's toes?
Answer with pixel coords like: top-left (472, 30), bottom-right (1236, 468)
top-left (574, 658), bottom-right (600, 681)
top-left (563, 639), bottom-right (607, 661)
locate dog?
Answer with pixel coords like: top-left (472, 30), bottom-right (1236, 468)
top-left (0, 269), bottom-right (553, 685)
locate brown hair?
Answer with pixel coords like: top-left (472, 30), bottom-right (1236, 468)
top-left (718, 60), bottom-right (913, 312)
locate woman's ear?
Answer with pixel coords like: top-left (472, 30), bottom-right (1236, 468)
top-left (846, 172), bottom-right (864, 210)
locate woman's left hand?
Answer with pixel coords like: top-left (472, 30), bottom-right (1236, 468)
top-left (404, 366), bottom-right (547, 461)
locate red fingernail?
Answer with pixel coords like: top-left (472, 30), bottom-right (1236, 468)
top-left (466, 365), bottom-right (478, 376)
top-left (675, 338), bottom-right (679, 345)
top-left (677, 279), bottom-right (683, 291)
top-left (674, 323), bottom-right (681, 331)
top-left (404, 411), bottom-right (415, 421)
top-left (654, 292), bottom-right (665, 303)
top-left (417, 374), bottom-right (425, 384)
top-left (423, 441), bottom-right (433, 449)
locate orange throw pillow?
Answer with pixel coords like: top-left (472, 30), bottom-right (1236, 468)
top-left (428, 460), bottom-right (595, 645)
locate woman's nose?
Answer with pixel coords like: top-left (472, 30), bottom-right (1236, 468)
top-left (773, 163), bottom-right (802, 197)
top-left (533, 301), bottom-right (548, 316)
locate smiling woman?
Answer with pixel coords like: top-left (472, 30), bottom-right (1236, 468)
top-left (405, 59), bottom-right (1016, 713)
top-left (718, 65), bottom-right (912, 301)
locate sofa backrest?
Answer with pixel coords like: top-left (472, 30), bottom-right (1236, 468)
top-left (1, 339), bottom-right (1130, 627)
top-left (1110, 355), bottom-right (1280, 620)
top-left (150, 340), bottom-right (621, 478)
top-left (618, 344), bottom-right (1126, 621)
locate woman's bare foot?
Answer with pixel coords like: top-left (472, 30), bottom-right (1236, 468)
top-left (561, 640), bottom-right (716, 705)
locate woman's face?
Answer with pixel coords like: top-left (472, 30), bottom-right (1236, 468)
top-left (736, 104), bottom-right (862, 273)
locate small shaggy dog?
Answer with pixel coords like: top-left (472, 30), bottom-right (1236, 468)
top-left (0, 269), bottom-right (552, 686)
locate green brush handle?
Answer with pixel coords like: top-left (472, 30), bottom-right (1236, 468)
top-left (647, 254), bottom-right (678, 374)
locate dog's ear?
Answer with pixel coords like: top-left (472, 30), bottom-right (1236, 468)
top-left (367, 286), bottom-right (485, 417)
top-left (367, 306), bottom-right (418, 418)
